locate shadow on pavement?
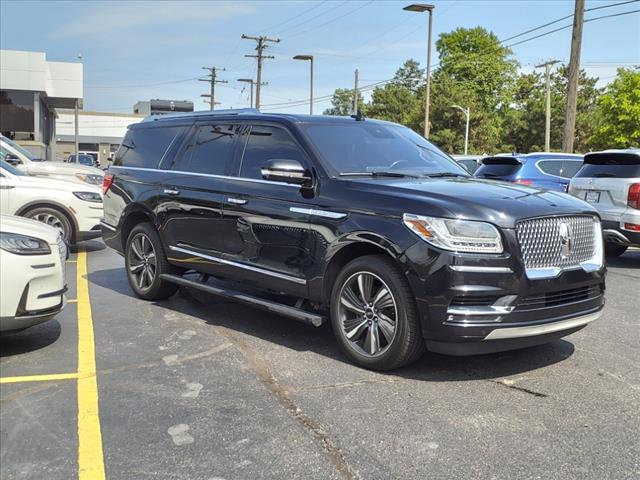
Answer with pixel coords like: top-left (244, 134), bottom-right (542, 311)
top-left (69, 239), bottom-right (106, 254)
top-left (0, 320), bottom-right (62, 357)
top-left (606, 248), bottom-right (640, 269)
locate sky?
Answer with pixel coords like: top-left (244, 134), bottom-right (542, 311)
top-left (1, 0), bottom-right (638, 114)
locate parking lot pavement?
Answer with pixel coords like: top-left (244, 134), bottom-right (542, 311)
top-left (1, 244), bottom-right (639, 480)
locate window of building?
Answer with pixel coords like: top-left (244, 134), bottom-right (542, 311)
top-left (0, 90), bottom-right (35, 141)
top-left (240, 125), bottom-right (306, 179)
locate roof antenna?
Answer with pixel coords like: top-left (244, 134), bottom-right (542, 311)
top-left (350, 109), bottom-right (365, 121)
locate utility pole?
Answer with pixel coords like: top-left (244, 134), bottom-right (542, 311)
top-left (452, 105), bottom-right (470, 155)
top-left (242, 34), bottom-right (280, 110)
top-left (199, 66), bottom-right (227, 110)
top-left (562, 0), bottom-right (585, 152)
top-left (535, 59), bottom-right (560, 151)
top-left (237, 79), bottom-right (255, 108)
top-left (352, 68), bottom-right (359, 114)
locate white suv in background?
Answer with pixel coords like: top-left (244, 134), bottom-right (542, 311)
top-left (0, 160), bottom-right (103, 244)
top-left (569, 149), bottom-right (640, 257)
top-left (0, 214), bottom-right (67, 333)
top-left (0, 135), bottom-right (103, 186)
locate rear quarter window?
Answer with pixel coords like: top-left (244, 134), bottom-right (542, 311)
top-left (475, 161), bottom-right (522, 177)
top-left (114, 125), bottom-right (184, 168)
top-left (575, 153), bottom-right (640, 179)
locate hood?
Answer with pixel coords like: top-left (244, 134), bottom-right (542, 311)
top-left (28, 161), bottom-right (103, 176)
top-left (0, 214), bottom-right (61, 244)
top-left (15, 173), bottom-right (102, 194)
top-left (345, 177), bottom-right (597, 228)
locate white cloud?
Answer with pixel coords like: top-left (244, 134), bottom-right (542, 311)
top-left (52, 1), bottom-right (254, 38)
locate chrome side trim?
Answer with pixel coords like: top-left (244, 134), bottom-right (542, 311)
top-left (447, 305), bottom-right (515, 316)
top-left (168, 246), bottom-right (307, 285)
top-left (484, 310), bottom-right (602, 340)
top-left (289, 207), bottom-right (347, 219)
top-left (100, 221), bottom-right (117, 231)
top-left (449, 266), bottom-right (513, 273)
top-left (109, 165), bottom-right (300, 188)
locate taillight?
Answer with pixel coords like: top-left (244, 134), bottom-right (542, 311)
top-left (102, 174), bottom-right (114, 195)
top-left (628, 183), bottom-right (640, 209)
top-left (515, 179), bottom-right (533, 185)
top-left (624, 223), bottom-right (640, 232)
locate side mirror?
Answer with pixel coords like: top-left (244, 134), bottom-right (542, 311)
top-left (261, 159), bottom-right (311, 185)
top-left (5, 153), bottom-right (21, 166)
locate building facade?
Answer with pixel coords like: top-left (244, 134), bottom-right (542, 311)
top-left (133, 99), bottom-right (194, 116)
top-left (55, 110), bottom-right (144, 165)
top-left (0, 50), bottom-right (82, 160)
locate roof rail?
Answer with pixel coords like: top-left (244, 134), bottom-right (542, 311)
top-left (142, 108), bottom-right (260, 122)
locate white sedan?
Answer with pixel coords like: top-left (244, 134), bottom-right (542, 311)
top-left (0, 135), bottom-right (103, 186)
top-left (0, 214), bottom-right (67, 333)
top-left (0, 160), bottom-right (103, 244)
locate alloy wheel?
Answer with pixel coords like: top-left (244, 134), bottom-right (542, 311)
top-left (337, 271), bottom-right (398, 357)
top-left (30, 212), bottom-right (66, 237)
top-left (128, 233), bottom-right (157, 291)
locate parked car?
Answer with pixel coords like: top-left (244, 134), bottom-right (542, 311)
top-left (569, 149), bottom-right (640, 257)
top-left (451, 154), bottom-right (484, 174)
top-left (68, 153), bottom-right (99, 168)
top-left (0, 214), bottom-right (67, 333)
top-left (474, 153), bottom-right (584, 191)
top-left (102, 110), bottom-right (605, 371)
top-left (0, 160), bottom-right (103, 243)
top-left (0, 135), bottom-right (103, 186)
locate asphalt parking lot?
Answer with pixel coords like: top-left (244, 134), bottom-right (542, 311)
top-left (1, 242), bottom-right (639, 480)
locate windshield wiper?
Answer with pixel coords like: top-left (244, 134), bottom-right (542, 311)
top-left (339, 171), bottom-right (420, 178)
top-left (423, 172), bottom-right (468, 178)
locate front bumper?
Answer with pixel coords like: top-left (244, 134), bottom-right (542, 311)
top-left (403, 239), bottom-right (606, 356)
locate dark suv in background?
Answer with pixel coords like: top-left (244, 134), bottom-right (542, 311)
top-left (101, 110), bottom-right (605, 370)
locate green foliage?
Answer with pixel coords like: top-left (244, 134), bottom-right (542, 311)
top-left (591, 68), bottom-right (640, 149)
top-left (322, 27), bottom-right (635, 154)
top-left (323, 88), bottom-right (363, 116)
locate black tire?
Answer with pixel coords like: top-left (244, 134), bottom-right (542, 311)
top-left (125, 223), bottom-right (179, 300)
top-left (330, 255), bottom-right (425, 371)
top-left (605, 243), bottom-right (628, 257)
top-left (23, 206), bottom-right (73, 243)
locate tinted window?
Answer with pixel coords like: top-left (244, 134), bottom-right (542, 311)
top-left (186, 124), bottom-right (238, 175)
top-left (458, 159), bottom-right (480, 174)
top-left (114, 126), bottom-right (183, 168)
top-left (575, 153), bottom-right (640, 178)
top-left (303, 123), bottom-right (466, 176)
top-left (475, 162), bottom-right (522, 178)
top-left (561, 160), bottom-right (583, 178)
top-left (537, 160), bottom-right (564, 176)
top-left (240, 125), bottom-right (306, 179)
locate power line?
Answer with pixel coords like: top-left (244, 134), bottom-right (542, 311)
top-left (274, 1), bottom-right (348, 35)
top-left (85, 76), bottom-right (200, 89)
top-left (262, 0), bottom-right (328, 32)
top-left (286, 1), bottom-right (374, 38)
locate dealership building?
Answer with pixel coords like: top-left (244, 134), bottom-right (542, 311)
top-left (0, 49), bottom-right (82, 160)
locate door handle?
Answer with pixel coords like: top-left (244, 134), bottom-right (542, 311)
top-left (227, 198), bottom-right (247, 205)
top-left (164, 189), bottom-right (180, 196)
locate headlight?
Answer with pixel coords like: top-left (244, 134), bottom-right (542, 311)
top-left (73, 191), bottom-right (102, 203)
top-left (403, 214), bottom-right (503, 253)
top-left (75, 174), bottom-right (103, 185)
top-left (0, 232), bottom-right (51, 255)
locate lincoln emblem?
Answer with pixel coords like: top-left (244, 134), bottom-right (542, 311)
top-left (558, 222), bottom-right (573, 258)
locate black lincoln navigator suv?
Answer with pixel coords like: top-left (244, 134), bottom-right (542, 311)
top-left (101, 110), bottom-right (606, 370)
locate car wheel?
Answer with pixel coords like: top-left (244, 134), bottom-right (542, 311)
top-left (331, 255), bottom-right (425, 371)
top-left (605, 244), bottom-right (628, 257)
top-left (125, 223), bottom-right (179, 300)
top-left (23, 207), bottom-right (73, 243)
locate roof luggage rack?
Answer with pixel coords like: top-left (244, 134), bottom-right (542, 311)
top-left (142, 108), bottom-right (260, 122)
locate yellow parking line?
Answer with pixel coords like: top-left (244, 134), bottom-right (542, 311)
top-left (68, 299), bottom-right (78, 303)
top-left (76, 248), bottom-right (106, 480)
top-left (67, 260), bottom-right (78, 263)
top-left (0, 372), bottom-right (79, 384)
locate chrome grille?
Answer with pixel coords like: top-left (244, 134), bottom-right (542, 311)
top-left (516, 215), bottom-right (596, 269)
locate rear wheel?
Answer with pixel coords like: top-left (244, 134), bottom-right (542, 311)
top-left (23, 207), bottom-right (73, 243)
top-left (125, 223), bottom-right (179, 300)
top-left (605, 243), bottom-right (628, 257)
top-left (331, 255), bottom-right (425, 371)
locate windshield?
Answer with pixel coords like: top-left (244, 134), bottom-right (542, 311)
top-left (0, 137), bottom-right (41, 161)
top-left (303, 122), bottom-right (468, 177)
top-left (0, 159), bottom-right (26, 176)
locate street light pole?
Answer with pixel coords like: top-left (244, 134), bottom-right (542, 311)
top-left (535, 59), bottom-right (560, 151)
top-left (404, 3), bottom-right (435, 138)
top-left (452, 105), bottom-right (470, 155)
top-left (293, 55), bottom-right (314, 115)
top-left (237, 78), bottom-right (255, 108)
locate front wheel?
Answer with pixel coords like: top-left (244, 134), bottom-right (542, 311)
top-left (125, 223), bottom-right (179, 300)
top-left (24, 207), bottom-right (73, 243)
top-left (330, 255), bottom-right (425, 371)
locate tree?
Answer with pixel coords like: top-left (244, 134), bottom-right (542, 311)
top-left (323, 88), bottom-right (363, 116)
top-left (591, 68), bottom-right (640, 149)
